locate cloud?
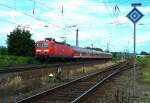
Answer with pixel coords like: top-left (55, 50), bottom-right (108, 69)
top-left (0, 10), bottom-right (22, 16)
top-left (0, 0), bottom-right (149, 53)
top-left (139, 6), bottom-right (150, 14)
top-left (82, 3), bottom-right (110, 13)
top-left (25, 21), bottom-right (45, 29)
top-left (116, 16), bottom-right (130, 24)
top-left (137, 33), bottom-right (150, 44)
top-left (0, 25), bottom-right (15, 34)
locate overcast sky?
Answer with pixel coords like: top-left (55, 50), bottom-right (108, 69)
top-left (0, 0), bottom-right (149, 53)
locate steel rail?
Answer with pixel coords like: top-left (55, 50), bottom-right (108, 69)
top-left (16, 61), bottom-right (126, 103)
top-left (71, 62), bottom-right (129, 103)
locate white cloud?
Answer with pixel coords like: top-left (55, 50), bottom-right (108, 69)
top-left (116, 16), bottom-right (129, 24)
top-left (83, 4), bottom-right (109, 13)
top-left (139, 6), bottom-right (150, 14)
top-left (137, 33), bottom-right (150, 44)
top-left (0, 0), bottom-right (149, 52)
top-left (0, 10), bottom-right (22, 16)
top-left (32, 31), bottom-right (49, 40)
top-left (0, 25), bottom-right (15, 34)
top-left (27, 21), bottom-right (45, 29)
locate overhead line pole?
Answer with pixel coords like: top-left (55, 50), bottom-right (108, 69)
top-left (76, 28), bottom-right (79, 47)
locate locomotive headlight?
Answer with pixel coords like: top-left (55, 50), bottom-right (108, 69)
top-left (36, 49), bottom-right (41, 52)
top-left (43, 49), bottom-right (49, 52)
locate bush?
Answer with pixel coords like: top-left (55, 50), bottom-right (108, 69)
top-left (0, 55), bottom-right (38, 67)
top-left (137, 56), bottom-right (150, 84)
top-left (7, 26), bottom-right (35, 56)
top-left (0, 46), bottom-right (7, 55)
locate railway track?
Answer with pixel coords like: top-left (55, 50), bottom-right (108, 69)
top-left (17, 60), bottom-right (131, 103)
top-left (0, 60), bottom-right (107, 73)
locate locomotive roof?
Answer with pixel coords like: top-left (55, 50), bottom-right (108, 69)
top-left (36, 39), bottom-right (112, 55)
top-left (55, 41), bottom-right (70, 46)
top-left (36, 40), bottom-right (70, 46)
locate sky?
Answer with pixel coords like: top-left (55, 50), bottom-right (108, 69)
top-left (0, 0), bottom-right (150, 53)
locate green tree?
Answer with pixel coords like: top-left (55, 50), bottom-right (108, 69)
top-left (7, 26), bottom-right (35, 56)
top-left (0, 46), bottom-right (7, 55)
top-left (140, 51), bottom-right (149, 55)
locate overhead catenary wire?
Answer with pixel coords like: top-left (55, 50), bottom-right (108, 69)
top-left (0, 1), bottom-right (79, 43)
top-left (104, 0), bottom-right (129, 25)
top-left (0, 2), bottom-right (71, 32)
top-left (0, 0), bottom-right (144, 43)
top-left (107, 0), bottom-right (121, 25)
top-left (0, 2), bottom-right (76, 40)
top-left (29, 0), bottom-right (56, 10)
top-left (27, 0), bottom-right (127, 25)
top-left (0, 0), bottom-right (141, 28)
top-left (103, 0), bottom-right (119, 25)
top-left (0, 18), bottom-right (16, 24)
top-left (0, 1), bottom-right (142, 38)
top-left (33, 0), bottom-right (35, 14)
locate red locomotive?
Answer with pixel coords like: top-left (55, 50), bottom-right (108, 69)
top-left (35, 38), bottom-right (112, 61)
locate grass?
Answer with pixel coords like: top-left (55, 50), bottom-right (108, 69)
top-left (137, 56), bottom-right (150, 84)
top-left (0, 55), bottom-right (38, 67)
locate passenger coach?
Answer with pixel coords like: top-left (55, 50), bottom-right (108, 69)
top-left (35, 38), bottom-right (112, 61)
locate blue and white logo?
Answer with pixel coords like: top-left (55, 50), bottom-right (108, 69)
top-left (127, 8), bottom-right (143, 23)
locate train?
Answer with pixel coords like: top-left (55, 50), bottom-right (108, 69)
top-left (35, 38), bottom-right (112, 61)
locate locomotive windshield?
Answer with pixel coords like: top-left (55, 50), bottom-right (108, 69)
top-left (36, 42), bottom-right (48, 48)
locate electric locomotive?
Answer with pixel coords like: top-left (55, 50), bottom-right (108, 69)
top-left (35, 38), bottom-right (112, 61)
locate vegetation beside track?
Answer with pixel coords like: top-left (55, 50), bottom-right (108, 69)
top-left (0, 55), bottom-right (38, 67)
top-left (131, 56), bottom-right (150, 102)
top-left (137, 56), bottom-right (150, 84)
top-left (84, 57), bottom-right (150, 103)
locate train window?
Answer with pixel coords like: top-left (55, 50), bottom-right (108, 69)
top-left (36, 42), bottom-right (48, 48)
top-left (43, 43), bottom-right (48, 47)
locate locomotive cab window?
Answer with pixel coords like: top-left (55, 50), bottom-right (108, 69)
top-left (36, 42), bottom-right (48, 48)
